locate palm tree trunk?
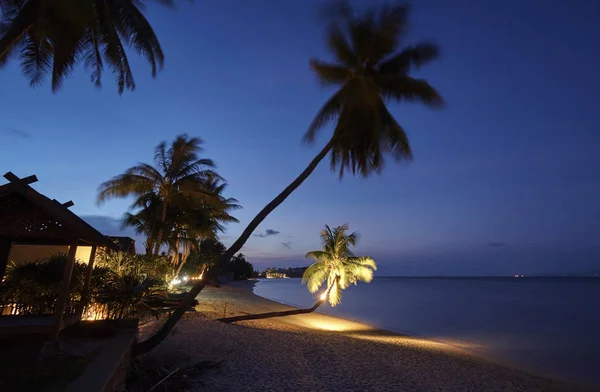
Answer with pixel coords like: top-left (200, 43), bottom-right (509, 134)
top-left (153, 200), bottom-right (169, 256)
top-left (133, 138), bottom-right (335, 355)
top-left (217, 278), bottom-right (336, 323)
top-left (174, 246), bottom-right (191, 279)
top-left (218, 297), bottom-right (325, 323)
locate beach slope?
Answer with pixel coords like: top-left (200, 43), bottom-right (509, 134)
top-left (142, 281), bottom-right (593, 391)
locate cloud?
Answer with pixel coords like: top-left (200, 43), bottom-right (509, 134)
top-left (487, 241), bottom-right (508, 248)
top-left (281, 241), bottom-right (292, 249)
top-left (4, 128), bottom-right (30, 138)
top-left (253, 229), bottom-right (280, 238)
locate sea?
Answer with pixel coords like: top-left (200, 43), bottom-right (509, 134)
top-left (253, 277), bottom-right (600, 386)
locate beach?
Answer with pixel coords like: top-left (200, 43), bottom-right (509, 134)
top-left (139, 281), bottom-right (593, 391)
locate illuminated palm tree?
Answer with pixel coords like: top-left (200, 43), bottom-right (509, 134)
top-left (98, 134), bottom-right (218, 256)
top-left (135, 1), bottom-right (443, 354)
top-left (217, 224), bottom-right (375, 324)
top-left (0, 0), bottom-right (172, 93)
top-left (303, 224), bottom-right (376, 306)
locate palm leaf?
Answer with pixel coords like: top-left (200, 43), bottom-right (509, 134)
top-left (378, 43), bottom-right (439, 75)
top-left (376, 74), bottom-right (444, 107)
top-left (303, 83), bottom-right (349, 143)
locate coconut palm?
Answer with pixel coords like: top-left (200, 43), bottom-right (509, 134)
top-left (134, 1), bottom-right (443, 354)
top-left (217, 224), bottom-right (375, 324)
top-left (170, 179), bottom-right (240, 278)
top-left (0, 0), bottom-right (172, 93)
top-left (303, 224), bottom-right (376, 307)
top-left (122, 193), bottom-right (162, 255)
top-left (98, 134), bottom-right (219, 256)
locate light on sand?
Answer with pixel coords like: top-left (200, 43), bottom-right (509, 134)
top-left (320, 292), bottom-right (327, 301)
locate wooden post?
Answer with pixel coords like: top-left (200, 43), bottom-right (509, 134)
top-left (52, 239), bottom-right (78, 341)
top-left (78, 245), bottom-right (97, 318)
top-left (0, 239), bottom-right (11, 281)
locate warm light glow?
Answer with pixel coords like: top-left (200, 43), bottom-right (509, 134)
top-left (170, 278), bottom-right (182, 287)
top-left (320, 292), bottom-right (327, 301)
top-left (82, 304), bottom-right (106, 321)
top-left (182, 275), bottom-right (189, 282)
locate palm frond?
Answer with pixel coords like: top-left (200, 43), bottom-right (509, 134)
top-left (369, 3), bottom-right (409, 63)
top-left (376, 75), bottom-right (443, 107)
top-left (302, 262), bottom-right (327, 293)
top-left (303, 83), bottom-right (348, 143)
top-left (19, 32), bottom-right (52, 86)
top-left (328, 278), bottom-right (342, 306)
top-left (378, 43), bottom-right (439, 75)
top-left (97, 173), bottom-right (156, 203)
top-left (309, 59), bottom-right (350, 86)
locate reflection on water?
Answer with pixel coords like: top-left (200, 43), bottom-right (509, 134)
top-left (254, 277), bottom-right (600, 385)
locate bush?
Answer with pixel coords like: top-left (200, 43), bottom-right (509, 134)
top-left (0, 252), bottom-right (171, 320)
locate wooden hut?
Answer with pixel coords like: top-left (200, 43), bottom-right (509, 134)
top-left (0, 172), bottom-right (119, 339)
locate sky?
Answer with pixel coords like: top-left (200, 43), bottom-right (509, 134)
top-left (1, 0), bottom-right (599, 276)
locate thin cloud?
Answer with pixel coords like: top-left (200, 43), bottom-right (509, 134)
top-left (487, 241), bottom-right (508, 248)
top-left (254, 229), bottom-right (280, 238)
top-left (4, 128), bottom-right (31, 138)
top-left (281, 241), bottom-right (292, 250)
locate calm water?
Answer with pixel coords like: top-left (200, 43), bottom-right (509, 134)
top-left (254, 277), bottom-right (600, 386)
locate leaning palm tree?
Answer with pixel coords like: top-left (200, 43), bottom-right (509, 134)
top-left (98, 134), bottom-right (219, 256)
top-left (134, 1), bottom-right (443, 354)
top-left (218, 224), bottom-right (375, 324)
top-left (303, 224), bottom-right (376, 307)
top-left (0, 0), bottom-right (172, 93)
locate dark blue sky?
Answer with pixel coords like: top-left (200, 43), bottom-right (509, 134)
top-left (1, 0), bottom-right (599, 275)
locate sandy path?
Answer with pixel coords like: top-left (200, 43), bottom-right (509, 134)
top-left (139, 282), bottom-right (594, 392)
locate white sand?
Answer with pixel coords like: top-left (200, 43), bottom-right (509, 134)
top-left (139, 281), bottom-right (593, 392)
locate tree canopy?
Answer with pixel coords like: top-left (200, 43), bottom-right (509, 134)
top-left (303, 224), bottom-right (376, 306)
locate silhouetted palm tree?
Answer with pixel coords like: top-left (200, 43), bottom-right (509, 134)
top-left (122, 193), bottom-right (162, 255)
top-left (134, 1), bottom-right (443, 354)
top-left (303, 224), bottom-right (376, 306)
top-left (0, 0), bottom-right (171, 93)
top-left (98, 134), bottom-right (218, 256)
top-left (170, 179), bottom-right (240, 278)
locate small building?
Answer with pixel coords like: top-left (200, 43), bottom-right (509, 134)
top-left (0, 172), bottom-right (120, 339)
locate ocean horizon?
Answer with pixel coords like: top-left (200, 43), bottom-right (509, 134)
top-left (253, 276), bottom-right (600, 386)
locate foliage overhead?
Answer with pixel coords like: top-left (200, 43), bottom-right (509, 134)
top-left (302, 224), bottom-right (376, 306)
top-left (307, 1), bottom-right (443, 177)
top-left (0, 0), bottom-right (173, 93)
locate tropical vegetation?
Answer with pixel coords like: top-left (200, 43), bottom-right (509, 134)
top-left (303, 224), bottom-right (376, 306)
top-left (134, 1), bottom-right (443, 354)
top-left (0, 0), bottom-right (172, 92)
top-left (0, 252), bottom-right (169, 320)
top-left (98, 134), bottom-right (240, 279)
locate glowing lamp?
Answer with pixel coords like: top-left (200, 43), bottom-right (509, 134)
top-left (320, 292), bottom-right (327, 301)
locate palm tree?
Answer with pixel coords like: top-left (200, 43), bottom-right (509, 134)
top-left (98, 134), bottom-right (218, 256)
top-left (218, 224), bottom-right (375, 324)
top-left (170, 179), bottom-right (240, 279)
top-left (122, 193), bottom-right (162, 255)
top-left (303, 224), bottom-right (376, 307)
top-left (134, 1), bottom-right (443, 354)
top-left (0, 0), bottom-right (171, 93)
